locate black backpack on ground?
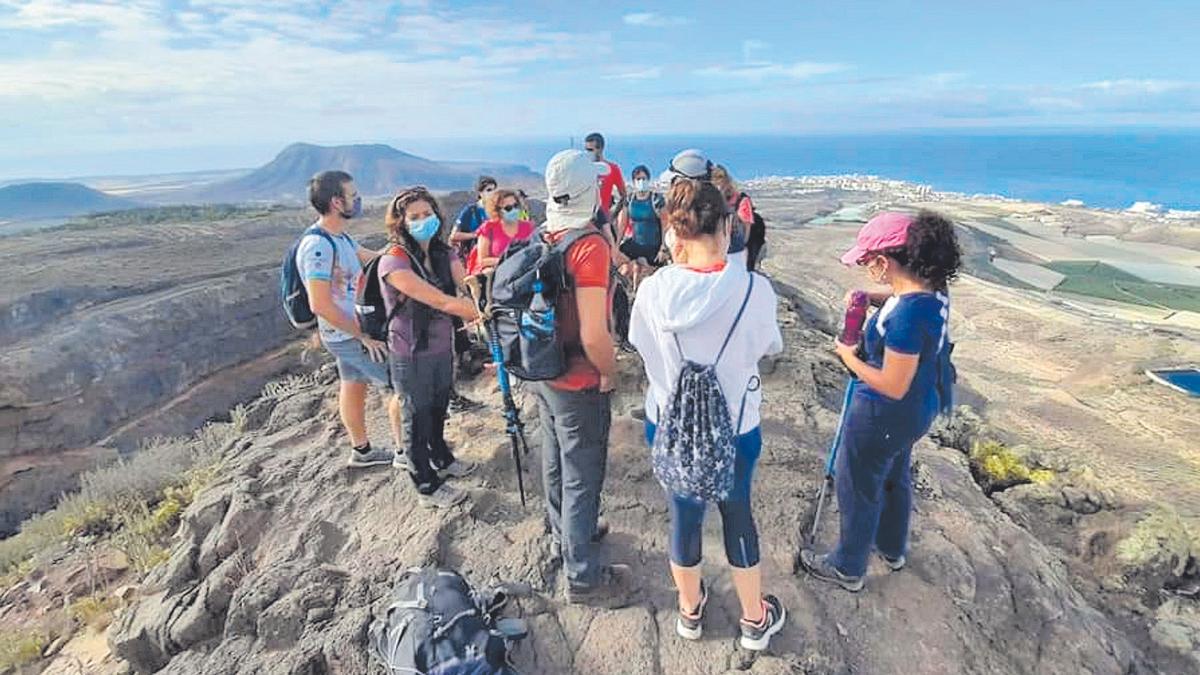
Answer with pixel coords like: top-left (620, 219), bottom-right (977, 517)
top-left (367, 567), bottom-right (525, 675)
top-left (489, 227), bottom-right (604, 381)
top-left (281, 226), bottom-right (338, 329)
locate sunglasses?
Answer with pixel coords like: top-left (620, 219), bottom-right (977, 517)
top-left (501, 204), bottom-right (519, 212)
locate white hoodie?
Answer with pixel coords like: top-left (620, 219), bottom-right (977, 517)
top-left (629, 262), bottom-right (783, 435)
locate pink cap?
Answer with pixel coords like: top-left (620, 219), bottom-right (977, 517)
top-left (839, 211), bottom-right (914, 266)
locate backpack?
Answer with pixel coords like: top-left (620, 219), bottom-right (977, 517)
top-left (651, 275), bottom-right (757, 502)
top-left (281, 226), bottom-right (338, 329)
top-left (367, 567), bottom-right (524, 675)
top-left (354, 252), bottom-right (399, 342)
top-left (488, 227), bottom-right (603, 381)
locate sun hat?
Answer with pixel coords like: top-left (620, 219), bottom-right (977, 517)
top-left (544, 149), bottom-right (604, 231)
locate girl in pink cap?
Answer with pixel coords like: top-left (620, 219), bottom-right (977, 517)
top-left (799, 210), bottom-right (961, 592)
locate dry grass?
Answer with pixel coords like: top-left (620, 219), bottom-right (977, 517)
top-left (0, 629), bottom-right (47, 670)
top-left (68, 594), bottom-right (119, 631)
top-left (0, 423), bottom-right (231, 577)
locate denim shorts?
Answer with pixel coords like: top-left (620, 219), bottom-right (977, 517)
top-left (322, 338), bottom-right (391, 388)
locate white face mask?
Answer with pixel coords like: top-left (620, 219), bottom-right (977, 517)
top-left (633, 178), bottom-right (648, 192)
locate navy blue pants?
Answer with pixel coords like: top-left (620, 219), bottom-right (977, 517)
top-left (830, 393), bottom-right (933, 577)
top-left (646, 421), bottom-right (762, 568)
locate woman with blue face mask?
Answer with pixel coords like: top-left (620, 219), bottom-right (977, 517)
top-left (616, 164), bottom-right (666, 288)
top-left (379, 187), bottom-right (483, 509)
top-left (470, 188), bottom-right (535, 274)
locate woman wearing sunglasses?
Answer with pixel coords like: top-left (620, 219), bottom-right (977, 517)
top-left (471, 188), bottom-right (536, 274)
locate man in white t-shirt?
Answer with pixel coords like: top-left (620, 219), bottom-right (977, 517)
top-left (296, 170), bottom-right (401, 468)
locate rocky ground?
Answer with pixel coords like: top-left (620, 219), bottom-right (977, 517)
top-left (1, 183), bottom-right (1197, 673)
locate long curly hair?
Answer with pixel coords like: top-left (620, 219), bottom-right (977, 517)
top-left (876, 210), bottom-right (962, 290)
top-left (662, 178), bottom-right (729, 239)
top-left (484, 188), bottom-right (520, 221)
top-left (385, 186), bottom-right (449, 252)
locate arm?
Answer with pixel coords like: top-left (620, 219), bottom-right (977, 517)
top-left (476, 233), bottom-right (500, 270)
top-left (384, 270), bottom-right (478, 322)
top-left (576, 286), bottom-right (617, 387)
top-left (450, 257), bottom-right (467, 289)
top-left (616, 207), bottom-right (630, 242)
top-left (449, 207), bottom-right (479, 244)
top-left (306, 279), bottom-right (363, 338)
top-left (836, 345), bottom-right (920, 401)
top-left (614, 166), bottom-right (627, 201)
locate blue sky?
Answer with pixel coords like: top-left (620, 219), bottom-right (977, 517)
top-left (1, 0), bottom-right (1198, 178)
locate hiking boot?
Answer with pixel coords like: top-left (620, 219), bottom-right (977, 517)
top-left (798, 549), bottom-right (864, 592)
top-left (565, 564), bottom-right (634, 609)
top-left (881, 553), bottom-right (907, 572)
top-left (347, 445), bottom-right (394, 468)
top-left (437, 459), bottom-right (476, 480)
top-left (418, 483), bottom-right (468, 509)
top-left (675, 580), bottom-right (708, 641)
top-left (448, 393), bottom-right (484, 414)
top-left (739, 595), bottom-right (786, 651)
top-left (629, 407), bottom-right (646, 421)
top-left (392, 450), bottom-right (413, 472)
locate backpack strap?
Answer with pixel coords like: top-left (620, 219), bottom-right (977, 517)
top-left (304, 225), bottom-right (340, 274)
top-left (714, 274), bottom-right (756, 366)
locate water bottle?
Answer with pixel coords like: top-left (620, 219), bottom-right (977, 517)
top-left (522, 280), bottom-right (555, 338)
top-left (840, 291), bottom-right (869, 346)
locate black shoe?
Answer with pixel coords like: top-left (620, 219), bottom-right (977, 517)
top-left (798, 549), bottom-right (864, 592)
top-left (448, 393), bottom-right (483, 414)
top-left (739, 595), bottom-right (786, 651)
top-left (881, 552), bottom-right (907, 571)
top-left (457, 354), bottom-right (484, 378)
top-left (565, 564), bottom-right (634, 609)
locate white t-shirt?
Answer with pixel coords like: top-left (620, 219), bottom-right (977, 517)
top-left (294, 223), bottom-right (361, 343)
top-left (629, 263), bottom-right (783, 435)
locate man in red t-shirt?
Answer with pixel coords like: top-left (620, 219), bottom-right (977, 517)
top-left (536, 148), bottom-right (631, 608)
top-left (585, 132), bottom-right (626, 219)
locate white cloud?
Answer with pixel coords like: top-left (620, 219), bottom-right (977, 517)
top-left (695, 61), bottom-right (850, 81)
top-left (622, 12), bottom-right (690, 27)
top-left (1081, 79), bottom-right (1193, 95)
top-left (602, 67), bottom-right (663, 81)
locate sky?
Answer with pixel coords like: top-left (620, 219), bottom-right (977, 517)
top-left (1, 0), bottom-right (1199, 178)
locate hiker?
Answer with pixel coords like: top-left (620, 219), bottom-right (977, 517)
top-left (666, 148), bottom-right (714, 184)
top-left (615, 164), bottom-right (666, 288)
top-left (537, 149), bottom-right (631, 607)
top-left (629, 177), bottom-right (787, 650)
top-left (584, 132), bottom-right (626, 219)
top-left (711, 165), bottom-right (761, 270)
top-left (379, 187), bottom-right (483, 508)
top-left (799, 211), bottom-right (961, 591)
top-left (452, 175), bottom-right (497, 260)
top-left (296, 171), bottom-right (402, 468)
top-left (470, 188), bottom-right (535, 274)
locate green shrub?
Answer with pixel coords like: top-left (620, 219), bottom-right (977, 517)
top-left (969, 440), bottom-right (1054, 493)
top-left (69, 594), bottom-right (118, 631)
top-left (0, 629), bottom-right (47, 670)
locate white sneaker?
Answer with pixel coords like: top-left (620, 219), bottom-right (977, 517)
top-left (418, 483), bottom-right (468, 509)
top-left (392, 451), bottom-right (413, 472)
top-left (437, 460), bottom-right (476, 480)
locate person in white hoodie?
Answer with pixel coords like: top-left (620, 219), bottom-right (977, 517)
top-left (629, 178), bottom-right (786, 651)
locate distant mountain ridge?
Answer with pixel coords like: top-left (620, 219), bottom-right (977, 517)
top-left (0, 182), bottom-right (139, 219)
top-left (200, 142), bottom-right (540, 202)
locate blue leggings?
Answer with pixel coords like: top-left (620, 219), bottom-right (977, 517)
top-left (646, 421), bottom-right (762, 568)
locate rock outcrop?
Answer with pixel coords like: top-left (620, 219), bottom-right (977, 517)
top-left (107, 294), bottom-right (1172, 674)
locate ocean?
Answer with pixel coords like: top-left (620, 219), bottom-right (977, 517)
top-left (402, 131), bottom-right (1200, 211)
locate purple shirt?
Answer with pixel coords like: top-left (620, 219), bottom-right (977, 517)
top-left (378, 248), bottom-right (454, 359)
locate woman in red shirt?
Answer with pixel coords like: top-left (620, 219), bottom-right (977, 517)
top-left (471, 188), bottom-right (535, 274)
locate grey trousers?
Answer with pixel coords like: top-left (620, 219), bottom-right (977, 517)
top-left (534, 383), bottom-right (612, 588)
top-left (391, 353), bottom-right (455, 494)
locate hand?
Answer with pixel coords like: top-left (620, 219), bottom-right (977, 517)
top-left (455, 297), bottom-right (482, 323)
top-left (833, 338), bottom-right (858, 366)
top-left (843, 290), bottom-right (862, 309)
top-left (361, 336), bottom-right (389, 363)
top-left (599, 374), bottom-right (616, 393)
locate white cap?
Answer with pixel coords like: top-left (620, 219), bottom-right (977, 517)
top-left (544, 149), bottom-right (603, 231)
top-left (668, 148), bottom-right (713, 180)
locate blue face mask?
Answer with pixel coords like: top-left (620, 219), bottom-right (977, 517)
top-left (501, 207), bottom-right (520, 223)
top-left (340, 195), bottom-right (362, 219)
top-left (408, 214), bottom-right (441, 242)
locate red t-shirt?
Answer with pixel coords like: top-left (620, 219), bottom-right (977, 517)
top-left (477, 218), bottom-right (534, 259)
top-left (546, 228), bottom-right (611, 391)
top-left (597, 160), bottom-right (626, 217)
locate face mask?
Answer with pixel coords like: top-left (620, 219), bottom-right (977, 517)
top-left (501, 207), bottom-right (520, 223)
top-left (339, 195), bottom-right (362, 219)
top-left (409, 214), bottom-right (441, 242)
top-left (633, 178), bottom-right (648, 192)
top-left (589, 150), bottom-right (601, 161)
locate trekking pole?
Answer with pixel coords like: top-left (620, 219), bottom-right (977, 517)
top-left (805, 381), bottom-right (854, 548)
top-left (465, 271), bottom-right (529, 507)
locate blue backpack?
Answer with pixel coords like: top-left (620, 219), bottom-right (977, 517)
top-left (280, 225), bottom-right (337, 329)
top-left (652, 275), bottom-right (757, 502)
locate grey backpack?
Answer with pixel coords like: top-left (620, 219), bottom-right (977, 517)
top-left (651, 275), bottom-right (758, 502)
top-left (367, 567), bottom-right (526, 675)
